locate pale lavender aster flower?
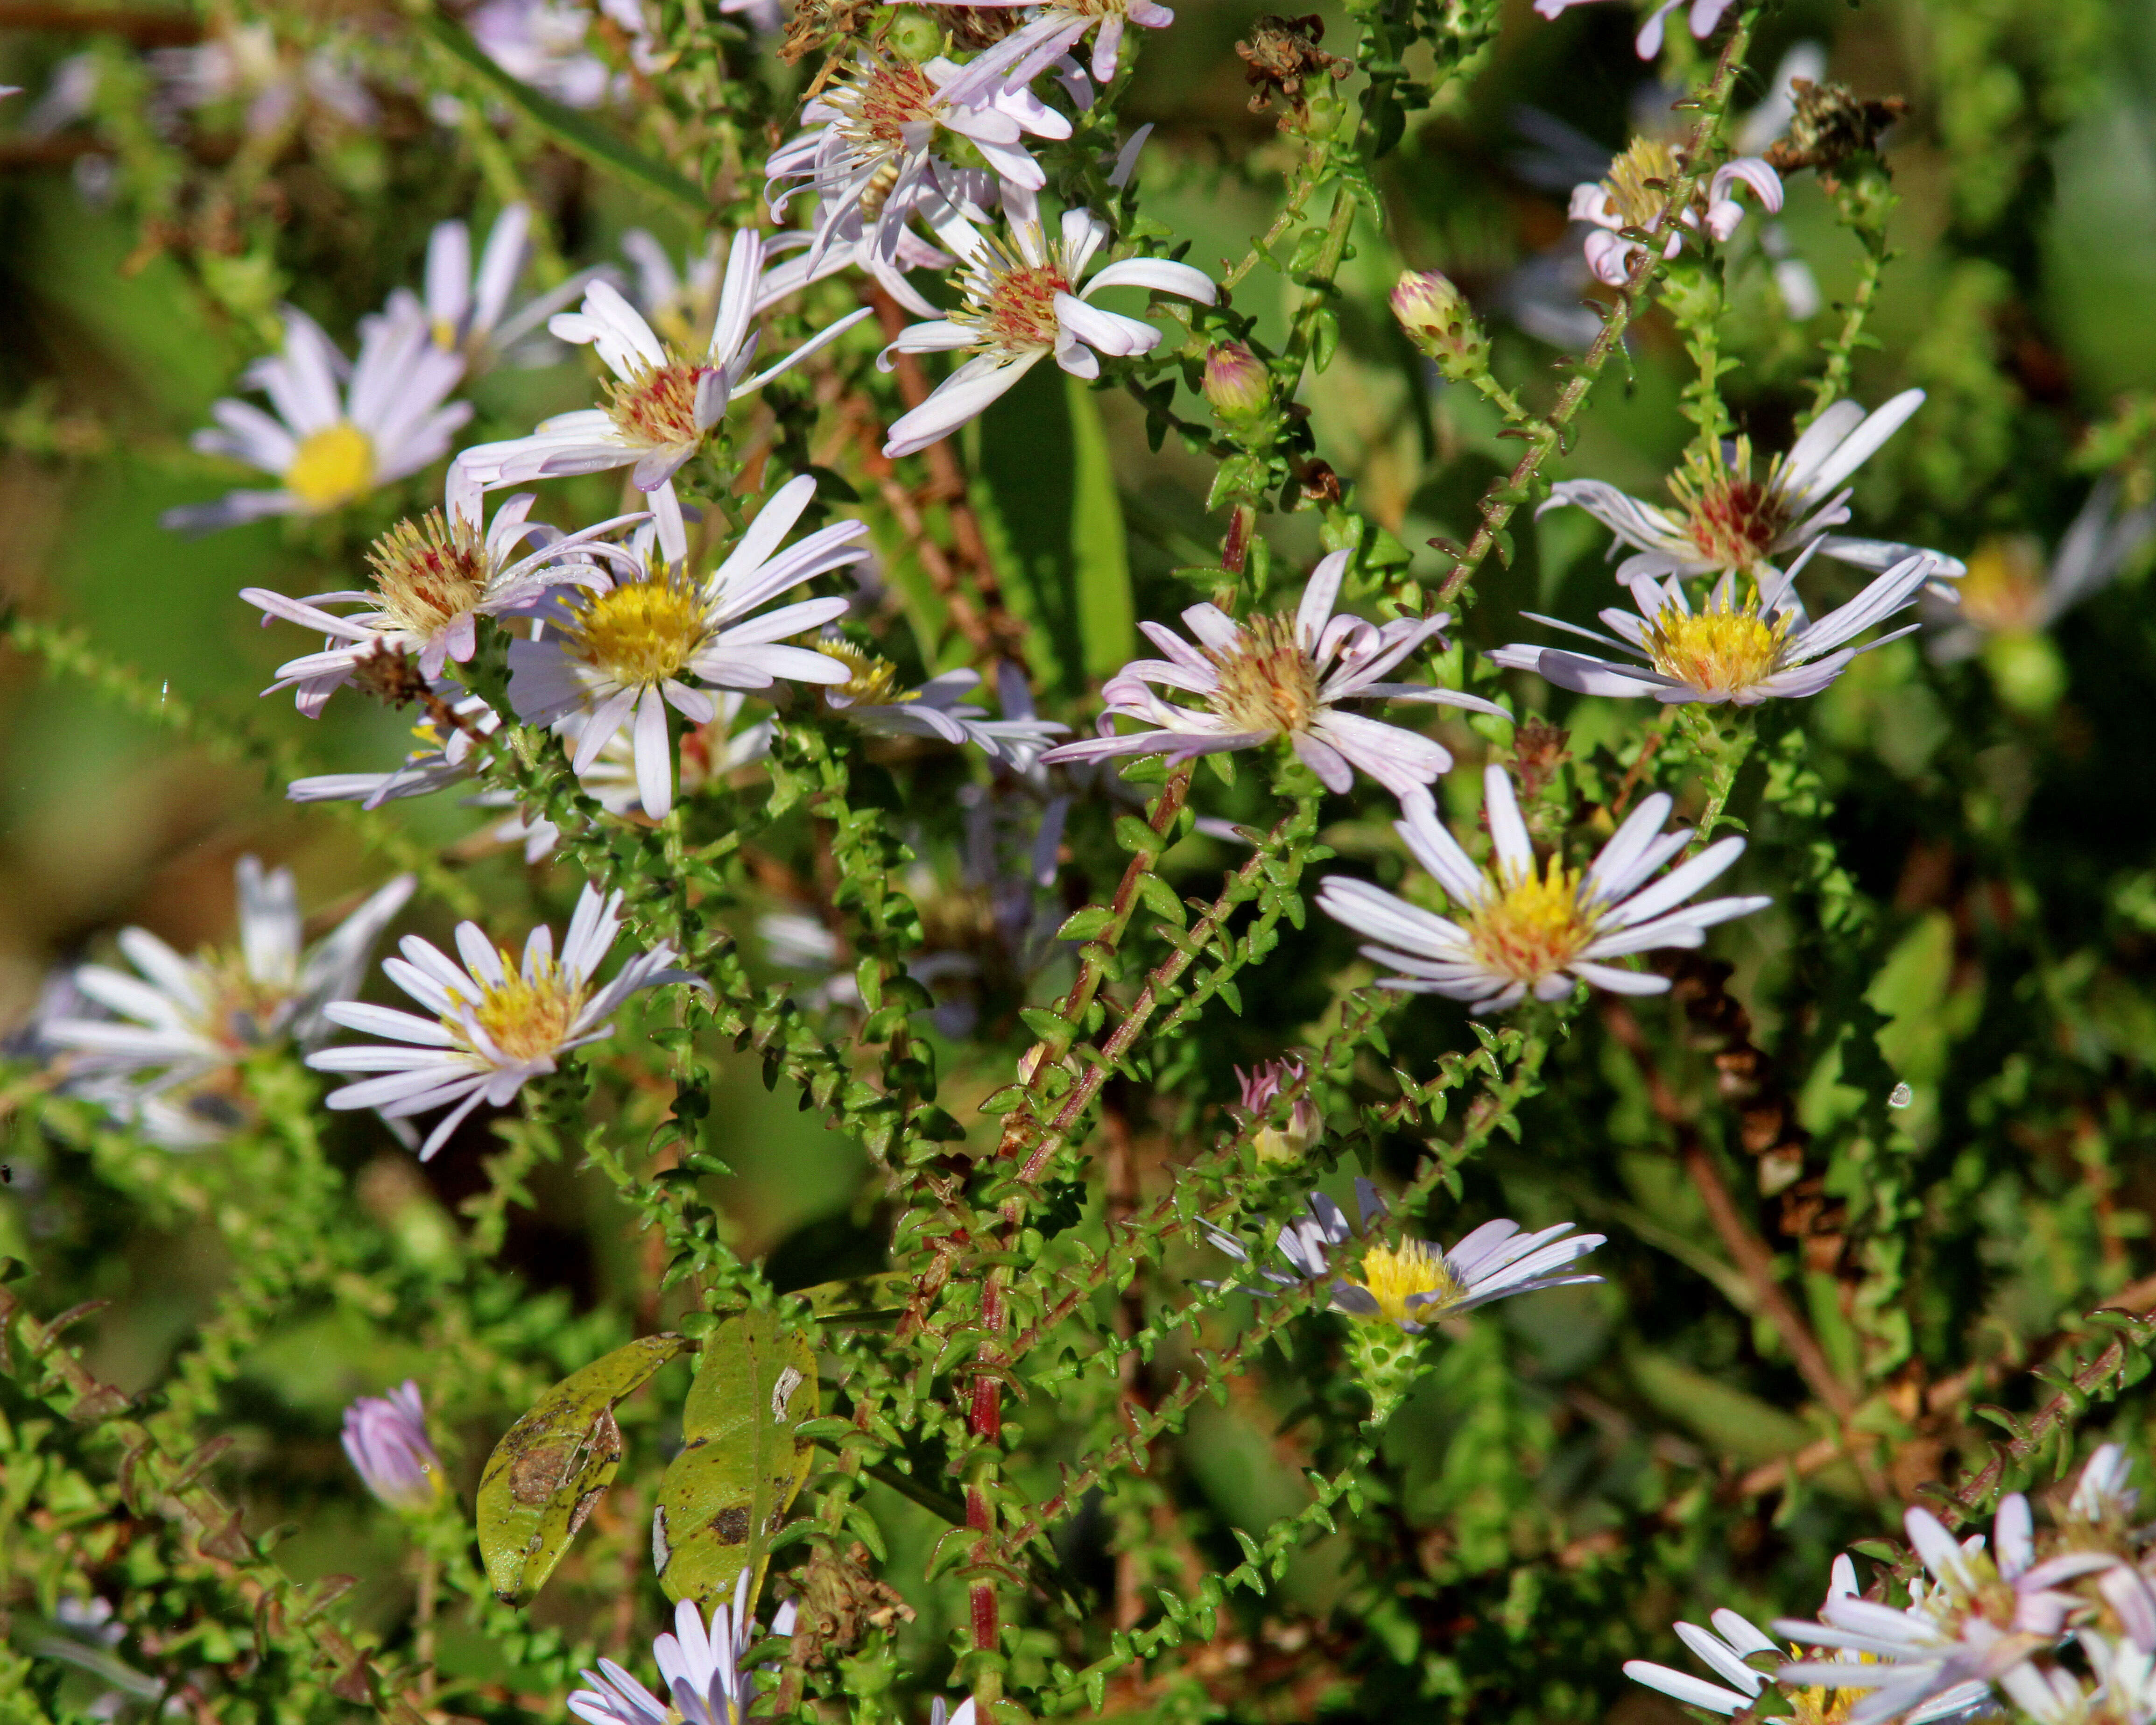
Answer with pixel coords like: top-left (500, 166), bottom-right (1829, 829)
top-left (1042, 551), bottom-right (1506, 799)
top-left (1202, 1180), bottom-right (1603, 1332)
top-left (505, 475), bottom-right (867, 820)
top-left (765, 46), bottom-right (1071, 277)
top-left (880, 187), bottom-right (1214, 457)
top-left (1776, 1501), bottom-right (2118, 1725)
top-left (308, 883), bottom-right (708, 1160)
top-left (568, 1570), bottom-right (796, 1725)
top-left (163, 298), bottom-right (471, 533)
top-left (1317, 766), bottom-right (1770, 1011)
top-left (342, 1380), bottom-right (445, 1513)
top-left (40, 859), bottom-right (415, 1143)
top-left (1624, 1555), bottom-right (1994, 1723)
top-left (450, 233), bottom-right (874, 538)
top-left (462, 0), bottom-right (615, 108)
top-left (1489, 548), bottom-right (1952, 706)
top-left (418, 203), bottom-right (609, 368)
top-left (938, 0), bottom-right (1176, 92)
top-left (812, 637), bottom-right (1068, 768)
top-left (1536, 389), bottom-right (1945, 586)
top-left (240, 491), bottom-right (640, 710)
top-left (1566, 136), bottom-right (1782, 288)
top-left (1925, 481), bottom-right (2156, 664)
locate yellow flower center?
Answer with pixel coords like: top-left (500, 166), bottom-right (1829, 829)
top-left (1464, 855), bottom-right (1598, 988)
top-left (1955, 536), bottom-right (2045, 634)
top-left (448, 957), bottom-right (585, 1062)
top-left (557, 563), bottom-right (709, 689)
top-left (816, 639), bottom-right (909, 705)
top-left (366, 510), bottom-right (492, 638)
top-left (1600, 137), bottom-right (1682, 231)
top-left (1641, 597), bottom-right (1792, 695)
top-left (285, 421), bottom-right (377, 510)
top-left (195, 949), bottom-right (295, 1053)
top-left (1204, 613), bottom-right (1324, 735)
top-left (953, 239), bottom-right (1073, 356)
top-left (603, 355), bottom-right (713, 452)
top-left (1349, 1239), bottom-right (1463, 1328)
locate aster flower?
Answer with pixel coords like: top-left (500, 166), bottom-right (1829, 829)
top-left (39, 858), bottom-right (415, 1144)
top-left (287, 695), bottom-right (497, 810)
top-left (1539, 390), bottom-right (1944, 585)
top-left (880, 189), bottom-right (1215, 458)
top-left (812, 638), bottom-right (1069, 768)
top-left (1567, 135), bottom-right (1783, 289)
top-left (765, 47), bottom-right (1071, 276)
top-left (1925, 480), bottom-right (2156, 665)
top-left (450, 233), bottom-right (874, 519)
top-left (1532, 0), bottom-right (1738, 61)
top-left (241, 491), bottom-right (639, 710)
top-left (1317, 766), bottom-right (1769, 1011)
top-left (938, 0), bottom-right (1175, 91)
top-left (419, 203), bottom-right (608, 367)
top-left (1236, 1057), bottom-right (1322, 1162)
top-left (163, 299), bottom-right (471, 533)
top-left (506, 474), bottom-right (867, 819)
top-left (462, 0), bottom-right (616, 108)
top-left (1490, 546), bottom-right (1952, 707)
top-left (2002, 1633), bottom-right (2156, 1725)
top-left (1776, 1501), bottom-right (2118, 1725)
top-left (1625, 1555), bottom-right (1997, 1724)
top-left (307, 882), bottom-right (706, 1159)
top-left (342, 1380), bottom-right (446, 1513)
top-left (152, 20), bottom-right (377, 133)
top-left (1040, 551), bottom-right (1506, 799)
top-left (1201, 1180), bottom-right (1604, 1332)
top-left (568, 1570), bottom-right (796, 1725)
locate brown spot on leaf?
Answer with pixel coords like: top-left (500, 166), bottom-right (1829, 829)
top-left (711, 1505), bottom-right (752, 1545)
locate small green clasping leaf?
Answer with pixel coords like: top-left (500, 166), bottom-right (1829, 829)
top-left (652, 1311), bottom-right (819, 1615)
top-left (476, 1333), bottom-right (689, 1604)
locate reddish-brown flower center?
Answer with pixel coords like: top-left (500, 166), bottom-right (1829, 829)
top-left (840, 60), bottom-right (939, 148)
top-left (603, 357), bottom-right (712, 452)
top-left (367, 509), bottom-right (492, 638)
top-left (1670, 441), bottom-right (1792, 571)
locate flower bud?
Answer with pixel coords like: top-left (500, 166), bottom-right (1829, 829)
top-left (1202, 342), bottom-right (1270, 423)
top-left (1237, 1058), bottom-right (1319, 1162)
top-left (1394, 270), bottom-right (1489, 370)
top-left (885, 7), bottom-right (943, 63)
top-left (342, 1380), bottom-right (446, 1513)
top-left (1390, 270), bottom-right (1467, 342)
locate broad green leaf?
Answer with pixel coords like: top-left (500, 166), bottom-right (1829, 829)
top-left (476, 1334), bottom-right (689, 1604)
top-left (417, 11), bottom-right (706, 214)
top-left (652, 1312), bottom-right (818, 1613)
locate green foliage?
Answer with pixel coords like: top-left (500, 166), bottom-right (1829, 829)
top-left (7, 0), bottom-right (2156, 1724)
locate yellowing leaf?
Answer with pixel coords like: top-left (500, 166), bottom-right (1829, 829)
top-left (652, 1311), bottom-right (818, 1615)
top-left (476, 1333), bottom-right (689, 1604)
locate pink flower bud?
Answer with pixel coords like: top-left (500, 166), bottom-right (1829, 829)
top-left (1202, 341), bottom-right (1270, 422)
top-left (1238, 1058), bottom-right (1322, 1162)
